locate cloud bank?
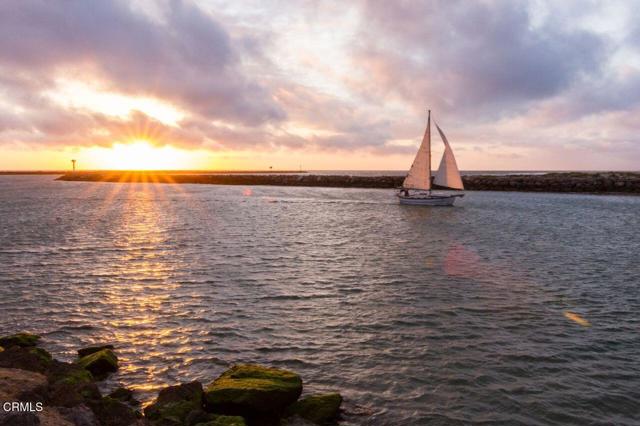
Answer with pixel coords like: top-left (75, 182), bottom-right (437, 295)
top-left (1, 0), bottom-right (639, 168)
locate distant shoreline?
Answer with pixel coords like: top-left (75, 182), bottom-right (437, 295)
top-left (0, 171), bottom-right (67, 175)
top-left (0, 170), bottom-right (305, 175)
top-left (54, 171), bottom-right (640, 194)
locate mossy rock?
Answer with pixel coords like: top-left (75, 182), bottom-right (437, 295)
top-left (285, 393), bottom-right (342, 425)
top-left (47, 380), bottom-right (102, 407)
top-left (88, 396), bottom-right (138, 426)
top-left (195, 414), bottom-right (248, 426)
top-left (0, 332), bottom-right (41, 348)
top-left (29, 347), bottom-right (52, 363)
top-left (0, 345), bottom-right (52, 373)
top-left (77, 348), bottom-right (118, 377)
top-left (204, 364), bottom-right (302, 416)
top-left (59, 368), bottom-right (93, 386)
top-left (144, 381), bottom-right (203, 424)
top-left (147, 400), bottom-right (195, 424)
top-left (48, 360), bottom-right (93, 386)
top-left (46, 361), bottom-right (101, 407)
top-left (108, 386), bottom-right (136, 403)
top-left (78, 344), bottom-right (115, 358)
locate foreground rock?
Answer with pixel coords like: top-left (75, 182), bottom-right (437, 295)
top-left (0, 333), bottom-right (41, 348)
top-left (0, 333), bottom-right (137, 426)
top-left (78, 345), bottom-right (115, 358)
top-left (144, 381), bottom-right (203, 424)
top-left (87, 397), bottom-right (139, 426)
top-left (284, 394), bottom-right (342, 425)
top-left (46, 361), bottom-right (101, 407)
top-left (205, 365), bottom-right (302, 418)
top-left (0, 346), bottom-right (53, 373)
top-left (77, 349), bottom-right (118, 378)
top-left (0, 333), bottom-right (344, 426)
top-left (195, 416), bottom-right (247, 426)
top-left (109, 387), bottom-right (137, 405)
top-left (0, 367), bottom-right (47, 402)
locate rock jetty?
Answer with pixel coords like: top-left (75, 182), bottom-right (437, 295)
top-left (56, 171), bottom-right (640, 194)
top-left (0, 332), bottom-right (343, 426)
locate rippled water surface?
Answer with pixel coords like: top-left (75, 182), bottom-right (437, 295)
top-left (1, 176), bottom-right (639, 425)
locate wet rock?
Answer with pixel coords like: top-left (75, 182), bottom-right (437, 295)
top-left (144, 381), bottom-right (203, 424)
top-left (0, 367), bottom-right (48, 403)
top-left (185, 410), bottom-right (247, 426)
top-left (47, 380), bottom-right (101, 408)
top-left (0, 333), bottom-right (41, 348)
top-left (0, 411), bottom-right (40, 426)
top-left (57, 405), bottom-right (99, 426)
top-left (77, 349), bottom-right (118, 378)
top-left (193, 415), bottom-right (247, 426)
top-left (44, 360), bottom-right (100, 407)
top-left (204, 365), bottom-right (302, 417)
top-left (47, 361), bottom-right (93, 387)
top-left (108, 387), bottom-right (136, 404)
top-left (284, 393), bottom-right (342, 425)
top-left (279, 416), bottom-right (316, 426)
top-left (37, 407), bottom-right (75, 426)
top-left (185, 408), bottom-right (210, 426)
top-left (77, 345), bottom-right (115, 358)
top-left (87, 397), bottom-right (138, 426)
top-left (30, 348), bottom-right (53, 364)
top-left (0, 346), bottom-right (52, 373)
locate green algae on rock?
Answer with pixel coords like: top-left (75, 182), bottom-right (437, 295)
top-left (144, 381), bottom-right (204, 424)
top-left (88, 396), bottom-right (139, 426)
top-left (109, 386), bottom-right (136, 404)
top-left (47, 360), bottom-right (93, 386)
top-left (285, 393), bottom-right (342, 425)
top-left (77, 348), bottom-right (118, 377)
top-left (205, 364), bottom-right (303, 416)
top-left (77, 344), bottom-right (115, 358)
top-left (0, 332), bottom-right (41, 348)
top-left (194, 414), bottom-right (248, 426)
top-left (0, 345), bottom-right (52, 373)
top-left (29, 347), bottom-right (53, 363)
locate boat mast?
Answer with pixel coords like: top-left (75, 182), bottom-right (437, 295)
top-left (427, 109), bottom-right (431, 194)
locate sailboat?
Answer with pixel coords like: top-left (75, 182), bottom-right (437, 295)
top-left (398, 110), bottom-right (464, 206)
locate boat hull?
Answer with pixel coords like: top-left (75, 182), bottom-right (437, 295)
top-left (398, 193), bottom-right (464, 206)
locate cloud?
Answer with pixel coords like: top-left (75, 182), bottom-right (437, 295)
top-left (0, 0), bottom-right (284, 128)
top-left (352, 0), bottom-right (609, 119)
top-left (0, 0), bottom-right (639, 169)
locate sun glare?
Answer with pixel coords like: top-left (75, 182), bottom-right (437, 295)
top-left (97, 140), bottom-right (193, 170)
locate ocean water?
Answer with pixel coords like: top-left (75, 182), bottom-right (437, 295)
top-left (0, 175), bottom-right (639, 425)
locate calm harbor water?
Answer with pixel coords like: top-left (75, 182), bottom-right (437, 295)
top-left (1, 175), bottom-right (639, 425)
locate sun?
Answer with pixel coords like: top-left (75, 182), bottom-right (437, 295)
top-left (98, 140), bottom-right (193, 170)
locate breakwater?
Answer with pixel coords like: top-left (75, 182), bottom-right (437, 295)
top-left (56, 171), bottom-right (640, 194)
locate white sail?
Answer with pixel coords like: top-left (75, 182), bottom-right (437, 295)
top-left (402, 113), bottom-right (431, 190)
top-left (434, 122), bottom-right (464, 190)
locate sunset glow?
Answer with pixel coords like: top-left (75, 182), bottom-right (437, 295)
top-left (1, 1), bottom-right (639, 171)
top-left (93, 141), bottom-right (194, 170)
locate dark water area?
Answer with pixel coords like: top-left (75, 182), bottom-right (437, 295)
top-left (1, 175), bottom-right (639, 425)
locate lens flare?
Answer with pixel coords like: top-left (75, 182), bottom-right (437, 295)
top-left (564, 311), bottom-right (591, 327)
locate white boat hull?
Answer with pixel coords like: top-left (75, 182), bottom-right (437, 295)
top-left (398, 193), bottom-right (464, 206)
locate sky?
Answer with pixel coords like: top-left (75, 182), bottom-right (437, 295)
top-left (1, 0), bottom-right (639, 171)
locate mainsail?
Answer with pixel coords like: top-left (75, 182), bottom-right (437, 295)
top-left (402, 112), bottom-right (431, 190)
top-left (434, 122), bottom-right (464, 190)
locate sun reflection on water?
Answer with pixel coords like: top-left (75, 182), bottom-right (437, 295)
top-left (86, 178), bottom-right (192, 395)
